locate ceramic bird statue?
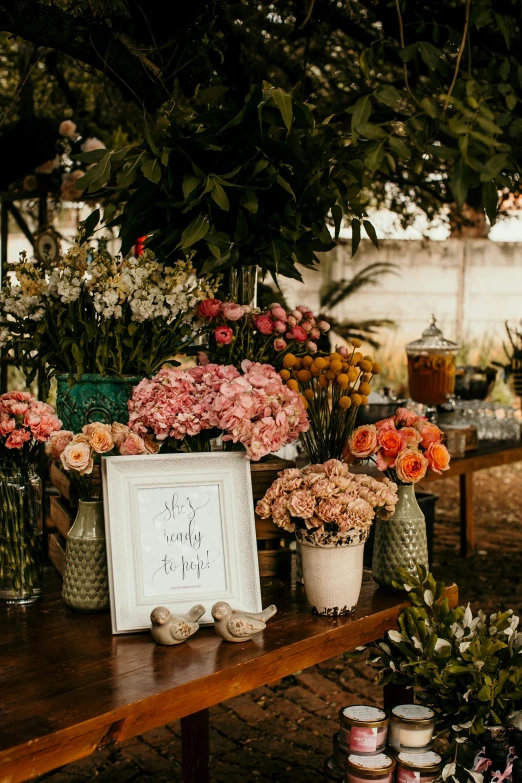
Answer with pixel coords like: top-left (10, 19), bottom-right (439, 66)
top-left (150, 605), bottom-right (206, 646)
top-left (212, 601), bottom-right (277, 642)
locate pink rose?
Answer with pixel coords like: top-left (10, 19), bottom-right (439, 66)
top-left (310, 328), bottom-right (320, 340)
top-left (274, 338), bottom-right (287, 351)
top-left (120, 432), bottom-right (149, 456)
top-left (297, 305), bottom-right (309, 314)
top-left (348, 424), bottom-right (378, 459)
top-left (274, 320), bottom-right (287, 333)
top-left (5, 429), bottom-right (31, 449)
top-left (198, 298), bottom-right (222, 318)
top-left (287, 489), bottom-right (316, 519)
top-left (222, 302), bottom-right (245, 321)
top-left (291, 310), bottom-right (303, 322)
top-left (301, 322), bottom-right (312, 334)
top-left (292, 326), bottom-right (308, 342)
top-left (306, 341), bottom-right (318, 353)
top-left (46, 430), bottom-right (74, 458)
top-left (111, 422), bottom-right (130, 447)
top-left (401, 426), bottom-right (422, 448)
top-left (395, 449), bottom-right (428, 484)
top-left (375, 417), bottom-right (396, 433)
top-left (317, 320), bottom-right (330, 332)
top-left (395, 407), bottom-right (420, 427)
top-left (287, 315), bottom-right (297, 328)
top-left (271, 305), bottom-right (287, 322)
top-left (338, 346), bottom-right (349, 358)
top-left (255, 314), bottom-right (274, 335)
top-left (214, 326), bottom-right (233, 344)
top-left (417, 422), bottom-right (443, 448)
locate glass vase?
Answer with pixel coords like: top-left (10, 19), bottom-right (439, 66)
top-left (226, 266), bottom-right (258, 306)
top-left (0, 466), bottom-right (43, 604)
top-left (372, 484), bottom-right (429, 588)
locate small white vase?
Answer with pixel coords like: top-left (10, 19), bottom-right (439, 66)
top-left (295, 527), bottom-right (369, 616)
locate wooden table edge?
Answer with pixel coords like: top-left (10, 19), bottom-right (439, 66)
top-left (0, 584), bottom-right (458, 783)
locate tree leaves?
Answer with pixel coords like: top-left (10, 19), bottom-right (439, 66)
top-left (177, 214), bottom-right (210, 249)
top-left (271, 87), bottom-right (293, 132)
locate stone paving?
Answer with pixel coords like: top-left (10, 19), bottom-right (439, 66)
top-left (36, 463), bottom-right (522, 782)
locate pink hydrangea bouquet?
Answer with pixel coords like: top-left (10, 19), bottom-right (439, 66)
top-left (47, 421), bottom-right (159, 500)
top-left (0, 390), bottom-right (62, 466)
top-left (346, 407), bottom-right (450, 485)
top-left (128, 360), bottom-right (309, 461)
top-left (197, 299), bottom-right (330, 371)
top-left (255, 459), bottom-right (398, 534)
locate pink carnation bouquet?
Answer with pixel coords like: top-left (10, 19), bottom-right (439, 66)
top-left (0, 391), bottom-right (62, 466)
top-left (128, 360), bottom-right (309, 461)
top-left (346, 407), bottom-right (451, 485)
top-left (47, 422), bottom-right (159, 500)
top-left (256, 458), bottom-right (398, 536)
top-left (197, 299), bottom-right (330, 371)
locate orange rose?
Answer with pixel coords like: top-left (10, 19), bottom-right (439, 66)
top-left (348, 424), bottom-right (378, 459)
top-left (395, 448), bottom-right (428, 484)
top-left (417, 421), bottom-right (442, 448)
top-left (426, 442), bottom-right (450, 474)
top-left (378, 429), bottom-right (406, 459)
top-left (82, 422), bottom-right (114, 454)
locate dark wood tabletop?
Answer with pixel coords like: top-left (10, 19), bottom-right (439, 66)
top-left (0, 568), bottom-right (458, 783)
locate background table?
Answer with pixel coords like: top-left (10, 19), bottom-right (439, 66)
top-left (0, 569), bottom-right (458, 783)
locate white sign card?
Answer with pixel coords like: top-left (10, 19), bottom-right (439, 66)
top-left (102, 452), bottom-right (262, 634)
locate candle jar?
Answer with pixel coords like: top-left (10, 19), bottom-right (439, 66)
top-left (347, 753), bottom-right (396, 783)
top-left (339, 705), bottom-right (389, 754)
top-left (397, 752), bottom-right (442, 783)
top-left (389, 705), bottom-right (436, 751)
top-left (332, 733), bottom-right (349, 774)
top-left (324, 757), bottom-right (344, 782)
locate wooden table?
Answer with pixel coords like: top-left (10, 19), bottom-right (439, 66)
top-left (426, 441), bottom-right (522, 557)
top-left (0, 569), bottom-right (458, 783)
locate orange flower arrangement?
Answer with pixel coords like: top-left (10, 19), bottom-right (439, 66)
top-left (279, 340), bottom-right (380, 462)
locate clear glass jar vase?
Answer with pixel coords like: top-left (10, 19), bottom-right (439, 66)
top-left (0, 466), bottom-right (43, 603)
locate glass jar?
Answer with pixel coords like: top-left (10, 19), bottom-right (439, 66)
top-left (0, 466), bottom-right (43, 603)
top-left (397, 752), bottom-right (442, 783)
top-left (406, 316), bottom-right (459, 406)
top-left (389, 705), bottom-right (436, 751)
top-left (324, 757), bottom-right (344, 782)
top-left (346, 753), bottom-right (396, 783)
top-left (332, 732), bottom-right (348, 774)
top-left (339, 705), bottom-right (389, 754)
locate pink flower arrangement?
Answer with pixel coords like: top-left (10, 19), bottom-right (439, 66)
top-left (128, 360), bottom-right (309, 461)
top-left (0, 391), bottom-right (62, 464)
top-left (256, 459), bottom-right (398, 534)
top-left (346, 407), bottom-right (451, 484)
top-left (198, 298), bottom-right (331, 371)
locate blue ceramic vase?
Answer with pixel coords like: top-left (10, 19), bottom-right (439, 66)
top-left (56, 374), bottom-right (142, 431)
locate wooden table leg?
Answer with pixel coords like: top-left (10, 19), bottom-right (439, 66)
top-left (383, 682), bottom-right (414, 709)
top-left (459, 472), bottom-right (475, 558)
top-left (181, 708), bottom-right (209, 783)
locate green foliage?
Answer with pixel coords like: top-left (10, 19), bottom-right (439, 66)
top-left (76, 84), bottom-right (376, 282)
top-left (367, 566), bottom-right (522, 780)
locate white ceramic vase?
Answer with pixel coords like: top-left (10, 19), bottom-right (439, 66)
top-left (295, 527), bottom-right (369, 616)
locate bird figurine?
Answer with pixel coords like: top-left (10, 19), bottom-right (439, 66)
top-left (212, 601), bottom-right (277, 643)
top-left (150, 604), bottom-right (206, 646)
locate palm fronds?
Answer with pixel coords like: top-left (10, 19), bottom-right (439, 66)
top-left (319, 263), bottom-right (398, 311)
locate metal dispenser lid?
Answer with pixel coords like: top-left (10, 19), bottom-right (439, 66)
top-left (406, 315), bottom-right (459, 355)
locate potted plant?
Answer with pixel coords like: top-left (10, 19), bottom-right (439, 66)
top-left (346, 408), bottom-right (451, 587)
top-left (0, 391), bottom-right (62, 603)
top-left (366, 566), bottom-right (522, 783)
top-left (255, 459), bottom-right (398, 615)
top-left (0, 237), bottom-right (216, 429)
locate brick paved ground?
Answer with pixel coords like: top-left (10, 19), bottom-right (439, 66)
top-left (36, 463), bottom-right (522, 783)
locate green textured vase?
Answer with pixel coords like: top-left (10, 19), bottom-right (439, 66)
top-left (62, 500), bottom-right (109, 612)
top-left (56, 374), bottom-right (142, 431)
top-left (372, 484), bottom-right (429, 588)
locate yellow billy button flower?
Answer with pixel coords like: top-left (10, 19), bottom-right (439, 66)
top-left (304, 388), bottom-right (315, 401)
top-left (351, 392), bottom-right (363, 407)
top-left (283, 353), bottom-right (297, 369)
top-left (362, 373), bottom-right (372, 383)
top-left (330, 359), bottom-right (343, 373)
top-left (339, 395), bottom-right (352, 410)
top-left (336, 373), bottom-right (349, 389)
top-left (358, 382), bottom-right (371, 396)
top-left (372, 362), bottom-right (382, 374)
top-left (302, 355), bottom-right (313, 368)
top-left (287, 379), bottom-right (299, 392)
top-left (329, 352), bottom-right (342, 362)
top-left (363, 355), bottom-right (373, 361)
top-left (348, 367), bottom-right (359, 383)
top-left (360, 395), bottom-right (369, 405)
top-left (300, 394), bottom-right (309, 409)
top-left (319, 374), bottom-right (328, 389)
top-left (279, 369), bottom-right (290, 381)
top-left (351, 338), bottom-right (362, 348)
top-left (313, 357), bottom-right (326, 371)
top-left (297, 369), bottom-right (312, 383)
top-left (359, 359), bottom-right (373, 373)
top-left (326, 370), bottom-right (335, 381)
top-left (341, 362), bottom-right (349, 373)
top-left (293, 358), bottom-right (303, 371)
top-left (350, 351), bottom-right (364, 366)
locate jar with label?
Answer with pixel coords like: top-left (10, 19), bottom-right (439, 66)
top-left (347, 753), bottom-right (396, 783)
top-left (397, 752), bottom-right (442, 783)
top-left (339, 704), bottom-right (389, 754)
top-left (389, 705), bottom-right (436, 751)
top-left (324, 757), bottom-right (344, 782)
top-left (332, 733), bottom-right (349, 774)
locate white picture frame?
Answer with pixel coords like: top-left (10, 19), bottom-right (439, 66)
top-left (102, 451), bottom-right (262, 634)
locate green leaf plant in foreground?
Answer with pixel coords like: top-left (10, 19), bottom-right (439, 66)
top-left (361, 566), bottom-right (522, 783)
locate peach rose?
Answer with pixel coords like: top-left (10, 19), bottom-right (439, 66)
top-left (394, 448), bottom-right (428, 484)
top-left (119, 432), bottom-right (148, 455)
top-left (348, 424), bottom-right (378, 459)
top-left (378, 429), bottom-right (406, 459)
top-left (83, 423), bottom-right (114, 453)
top-left (395, 407), bottom-right (420, 427)
top-left (111, 422), bottom-right (130, 447)
top-left (426, 442), bottom-right (450, 474)
top-left (401, 426), bottom-right (422, 449)
top-left (45, 430), bottom-right (74, 459)
top-left (417, 421), bottom-right (443, 448)
top-left (61, 440), bottom-right (93, 475)
top-left (375, 417), bottom-right (396, 433)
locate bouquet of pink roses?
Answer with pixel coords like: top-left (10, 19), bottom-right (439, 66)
top-left (47, 421), bottom-right (159, 501)
top-left (128, 360), bottom-right (309, 461)
top-left (197, 298), bottom-right (330, 371)
top-left (0, 390), bottom-right (62, 466)
top-left (346, 407), bottom-right (450, 485)
top-left (255, 459), bottom-right (398, 534)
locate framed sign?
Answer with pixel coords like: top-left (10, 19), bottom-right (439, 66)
top-left (102, 452), bottom-right (262, 634)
